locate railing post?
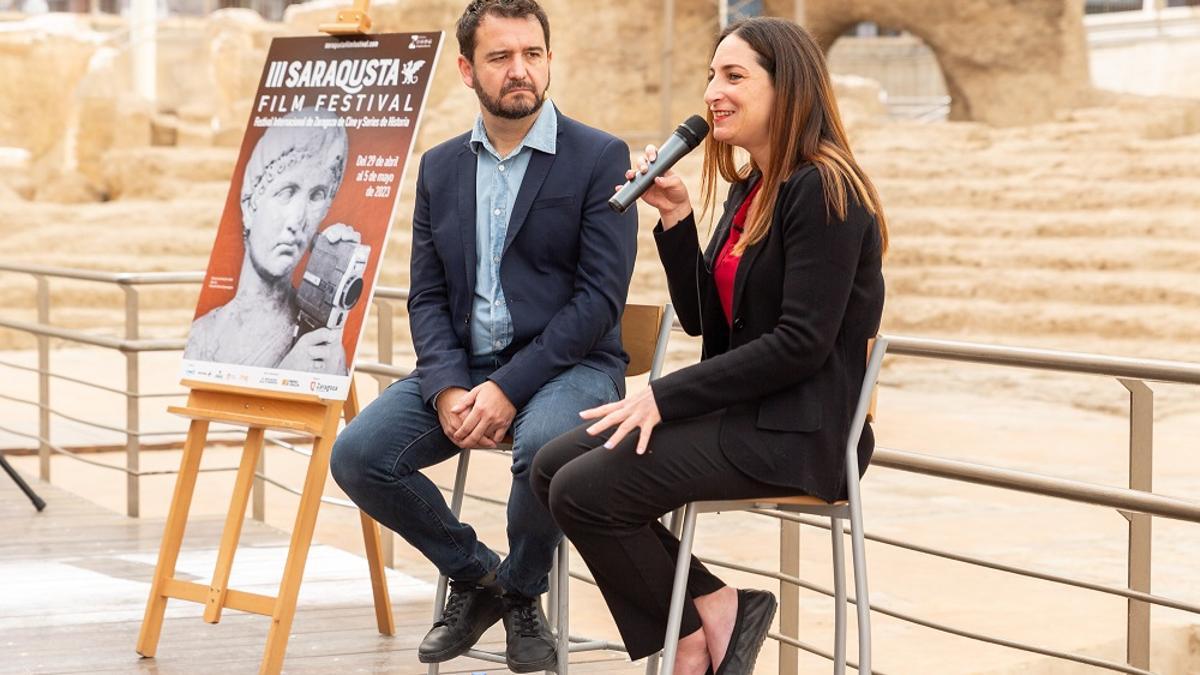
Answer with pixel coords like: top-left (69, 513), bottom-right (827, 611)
top-left (374, 298), bottom-right (395, 568)
top-left (123, 285), bottom-right (141, 518)
top-left (36, 275), bottom-right (51, 483)
top-left (779, 519), bottom-right (800, 674)
top-left (1119, 378), bottom-right (1152, 670)
top-left (375, 298), bottom-right (395, 371)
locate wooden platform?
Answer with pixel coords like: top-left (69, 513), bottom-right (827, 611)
top-left (1, 476), bottom-right (638, 674)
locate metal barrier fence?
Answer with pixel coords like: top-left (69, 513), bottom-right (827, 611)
top-left (2, 261), bottom-right (1198, 674)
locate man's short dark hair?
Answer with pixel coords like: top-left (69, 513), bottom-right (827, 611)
top-left (456, 0), bottom-right (551, 61)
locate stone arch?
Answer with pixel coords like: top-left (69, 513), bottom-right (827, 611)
top-left (796, 0), bottom-right (1093, 126)
top-left (825, 24), bottom-right (950, 122)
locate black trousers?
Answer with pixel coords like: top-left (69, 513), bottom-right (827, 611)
top-left (530, 412), bottom-right (796, 660)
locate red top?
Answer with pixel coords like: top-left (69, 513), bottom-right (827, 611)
top-left (714, 180), bottom-right (762, 325)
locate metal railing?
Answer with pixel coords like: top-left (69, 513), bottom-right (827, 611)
top-left (2, 261), bottom-right (1199, 673)
top-left (0, 263), bottom-right (404, 518)
top-left (884, 95), bottom-right (951, 123)
top-left (0, 264), bottom-right (201, 517)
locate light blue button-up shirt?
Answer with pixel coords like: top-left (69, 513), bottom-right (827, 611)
top-left (467, 99), bottom-right (558, 356)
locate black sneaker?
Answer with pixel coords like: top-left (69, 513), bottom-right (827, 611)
top-left (501, 593), bottom-right (558, 673)
top-left (417, 577), bottom-right (504, 664)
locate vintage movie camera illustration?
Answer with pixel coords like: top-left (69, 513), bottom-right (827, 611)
top-left (296, 234), bottom-right (372, 335)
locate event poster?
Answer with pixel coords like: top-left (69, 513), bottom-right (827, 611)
top-left (181, 32), bottom-right (443, 400)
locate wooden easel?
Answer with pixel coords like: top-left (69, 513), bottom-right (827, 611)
top-left (139, 8), bottom-right (400, 671)
top-left (319, 0), bottom-right (373, 35)
top-left (136, 380), bottom-right (395, 674)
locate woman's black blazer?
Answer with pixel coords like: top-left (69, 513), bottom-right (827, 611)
top-left (650, 164), bottom-right (885, 502)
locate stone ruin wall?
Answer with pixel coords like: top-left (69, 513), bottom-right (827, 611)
top-left (0, 0), bottom-right (1094, 201)
top-left (799, 0), bottom-right (1093, 126)
top-left (282, 0), bottom-right (720, 151)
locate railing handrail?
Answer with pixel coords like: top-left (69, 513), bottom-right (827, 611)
top-left (0, 316), bottom-right (185, 352)
top-left (354, 362), bottom-right (411, 380)
top-left (884, 334), bottom-right (1200, 385)
top-left (372, 286), bottom-right (409, 301)
top-left (873, 446), bottom-right (1200, 523)
top-left (0, 262), bottom-right (203, 286)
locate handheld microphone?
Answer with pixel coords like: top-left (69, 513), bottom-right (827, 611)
top-left (609, 115), bottom-right (710, 214)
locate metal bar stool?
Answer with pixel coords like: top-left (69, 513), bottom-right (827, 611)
top-left (652, 338), bottom-right (889, 675)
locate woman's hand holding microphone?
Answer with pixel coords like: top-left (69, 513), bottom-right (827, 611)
top-left (620, 144), bottom-right (693, 230)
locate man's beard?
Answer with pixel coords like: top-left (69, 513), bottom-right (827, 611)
top-left (475, 77), bottom-right (548, 120)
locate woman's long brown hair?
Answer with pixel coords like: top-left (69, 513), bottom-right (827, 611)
top-left (700, 17), bottom-right (888, 256)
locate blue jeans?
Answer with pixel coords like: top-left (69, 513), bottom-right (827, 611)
top-left (331, 357), bottom-right (619, 598)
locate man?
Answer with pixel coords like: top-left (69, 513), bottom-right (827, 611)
top-left (184, 111), bottom-right (356, 374)
top-left (329, 0), bottom-right (638, 671)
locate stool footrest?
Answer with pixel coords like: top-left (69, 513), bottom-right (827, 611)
top-left (462, 648), bottom-right (508, 664)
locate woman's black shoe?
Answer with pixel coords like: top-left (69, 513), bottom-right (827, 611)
top-left (714, 589), bottom-right (777, 675)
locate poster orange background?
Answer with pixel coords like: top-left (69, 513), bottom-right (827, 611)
top-left (188, 32), bottom-right (438, 372)
top-left (193, 124), bottom-right (409, 366)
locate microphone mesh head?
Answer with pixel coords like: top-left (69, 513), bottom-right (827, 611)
top-left (676, 115), bottom-right (710, 148)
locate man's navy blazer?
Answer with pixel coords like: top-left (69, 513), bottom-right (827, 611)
top-left (407, 109), bottom-right (638, 408)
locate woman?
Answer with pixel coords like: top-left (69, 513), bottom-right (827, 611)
top-left (530, 17), bottom-right (887, 675)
